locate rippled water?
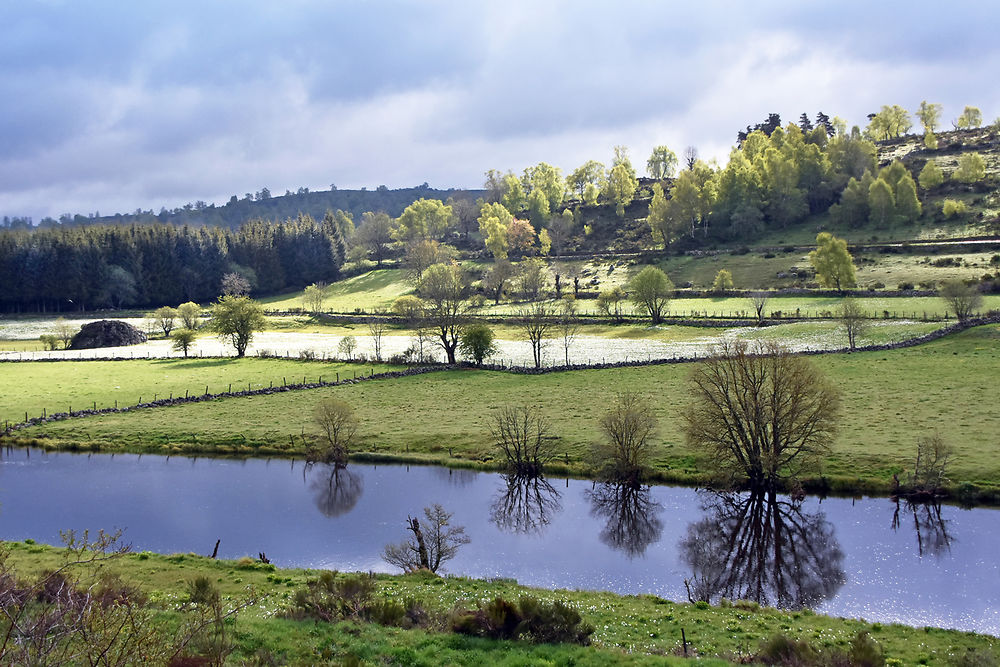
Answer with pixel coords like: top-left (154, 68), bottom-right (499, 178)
top-left (0, 448), bottom-right (996, 635)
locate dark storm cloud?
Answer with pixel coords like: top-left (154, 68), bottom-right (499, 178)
top-left (1, 0), bottom-right (999, 220)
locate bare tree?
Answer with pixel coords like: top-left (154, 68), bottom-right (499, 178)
top-left (490, 405), bottom-right (554, 476)
top-left (683, 145), bottom-right (699, 171)
top-left (747, 291), bottom-right (769, 326)
top-left (54, 317), bottom-right (77, 348)
top-left (482, 259), bottom-right (516, 305)
top-left (558, 295), bottom-right (581, 366)
top-left (592, 392), bottom-right (658, 486)
top-left (518, 302), bottom-right (555, 368)
top-left (939, 279), bottom-right (982, 322)
top-left (220, 272), bottom-right (251, 297)
top-left (910, 432), bottom-right (953, 496)
top-left (366, 314), bottom-right (389, 362)
top-left (683, 340), bottom-right (841, 490)
top-left (839, 297), bottom-right (868, 351)
top-left (310, 398), bottom-right (359, 468)
top-left (383, 504), bottom-right (469, 573)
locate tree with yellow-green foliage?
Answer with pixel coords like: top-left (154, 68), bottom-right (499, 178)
top-left (955, 106), bottom-right (982, 130)
top-left (918, 161), bottom-right (944, 190)
top-left (916, 101), bottom-right (942, 133)
top-left (808, 232), bottom-right (856, 291)
top-left (952, 152), bottom-right (986, 183)
top-left (478, 202), bottom-right (513, 259)
top-left (712, 269), bottom-right (734, 292)
top-left (394, 198), bottom-right (453, 244)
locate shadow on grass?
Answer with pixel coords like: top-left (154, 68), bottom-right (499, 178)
top-left (150, 358), bottom-right (240, 369)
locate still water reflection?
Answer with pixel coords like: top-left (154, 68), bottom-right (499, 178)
top-left (0, 449), bottom-right (997, 635)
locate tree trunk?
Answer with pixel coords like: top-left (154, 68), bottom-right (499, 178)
top-left (407, 517), bottom-right (430, 570)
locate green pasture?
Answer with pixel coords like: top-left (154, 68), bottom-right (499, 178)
top-left (4, 541), bottom-right (993, 665)
top-left (21, 325), bottom-right (1000, 495)
top-left (0, 358), bottom-right (400, 426)
top-left (260, 269), bottom-right (413, 312)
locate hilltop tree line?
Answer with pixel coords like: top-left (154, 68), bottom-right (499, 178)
top-left (0, 213), bottom-right (348, 312)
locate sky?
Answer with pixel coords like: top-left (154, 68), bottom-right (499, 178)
top-left (2, 0), bottom-right (999, 221)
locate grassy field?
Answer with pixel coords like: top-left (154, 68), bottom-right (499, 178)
top-left (0, 358), bottom-right (400, 426)
top-left (4, 540), bottom-right (994, 665)
top-left (18, 325), bottom-right (1000, 496)
top-left (260, 269), bottom-right (414, 312)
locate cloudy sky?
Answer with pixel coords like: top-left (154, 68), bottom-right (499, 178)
top-left (3, 0), bottom-right (999, 221)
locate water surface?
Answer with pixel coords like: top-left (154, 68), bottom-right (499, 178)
top-left (0, 448), bottom-right (996, 635)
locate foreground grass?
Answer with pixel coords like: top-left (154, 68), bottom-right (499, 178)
top-left (0, 358), bottom-right (400, 425)
top-left (4, 541), bottom-right (994, 665)
top-left (18, 325), bottom-right (1000, 497)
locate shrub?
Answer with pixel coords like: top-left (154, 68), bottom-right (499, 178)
top-left (942, 199), bottom-right (968, 219)
top-left (755, 633), bottom-right (819, 665)
top-left (450, 595), bottom-right (592, 645)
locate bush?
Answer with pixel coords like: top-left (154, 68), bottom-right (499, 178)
top-left (755, 633), bottom-right (819, 665)
top-left (942, 199), bottom-right (968, 219)
top-left (450, 595), bottom-right (592, 645)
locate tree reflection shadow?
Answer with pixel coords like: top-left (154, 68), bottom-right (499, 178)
top-left (586, 482), bottom-right (663, 558)
top-left (891, 499), bottom-right (953, 557)
top-left (306, 463), bottom-right (364, 518)
top-left (680, 491), bottom-right (845, 609)
top-left (490, 474), bottom-right (562, 535)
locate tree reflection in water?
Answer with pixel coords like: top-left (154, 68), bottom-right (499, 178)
top-left (586, 482), bottom-right (663, 558)
top-left (680, 491), bottom-right (845, 609)
top-left (306, 463), bottom-right (364, 518)
top-left (490, 474), bottom-right (562, 535)
top-left (891, 499), bottom-right (953, 557)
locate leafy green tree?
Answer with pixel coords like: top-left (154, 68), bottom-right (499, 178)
top-left (628, 266), bottom-right (674, 324)
top-left (582, 182), bottom-right (600, 206)
top-left (918, 161), bottom-right (944, 189)
top-left (210, 295), bottom-right (266, 357)
top-left (952, 152), bottom-right (986, 183)
top-left (538, 228), bottom-right (552, 256)
top-left (478, 202), bottom-right (513, 259)
top-left (566, 160), bottom-right (605, 197)
top-left (523, 162), bottom-right (565, 210)
top-left (171, 328), bottom-right (197, 357)
top-left (916, 101), bottom-right (942, 132)
top-left (302, 283), bottom-right (327, 311)
top-left (177, 301), bottom-right (201, 330)
top-left (712, 269), bottom-right (734, 292)
top-left (646, 145), bottom-right (678, 180)
top-left (808, 232), bottom-right (856, 291)
top-left (647, 183), bottom-right (672, 248)
top-left (956, 106), bottom-right (983, 129)
top-left (865, 105), bottom-right (911, 140)
top-left (894, 174), bottom-right (922, 223)
top-left (459, 323), bottom-right (497, 365)
top-left (867, 178), bottom-right (895, 227)
top-left (566, 160), bottom-right (604, 199)
top-left (501, 173), bottom-right (526, 214)
top-left (525, 188), bottom-right (550, 227)
top-left (394, 198), bottom-right (453, 243)
top-left (608, 162), bottom-right (638, 217)
top-left (924, 130), bottom-right (938, 150)
top-left (153, 306), bottom-right (178, 337)
top-left (418, 262), bottom-right (470, 364)
top-left (829, 174), bottom-right (871, 228)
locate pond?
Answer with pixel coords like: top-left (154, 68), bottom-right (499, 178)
top-left (0, 448), bottom-right (997, 635)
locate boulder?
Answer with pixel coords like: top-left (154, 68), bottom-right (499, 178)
top-left (69, 320), bottom-right (147, 349)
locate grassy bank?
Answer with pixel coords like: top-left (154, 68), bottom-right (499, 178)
top-left (14, 325), bottom-right (1000, 498)
top-left (4, 540), bottom-right (995, 665)
top-left (0, 358), bottom-right (401, 425)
